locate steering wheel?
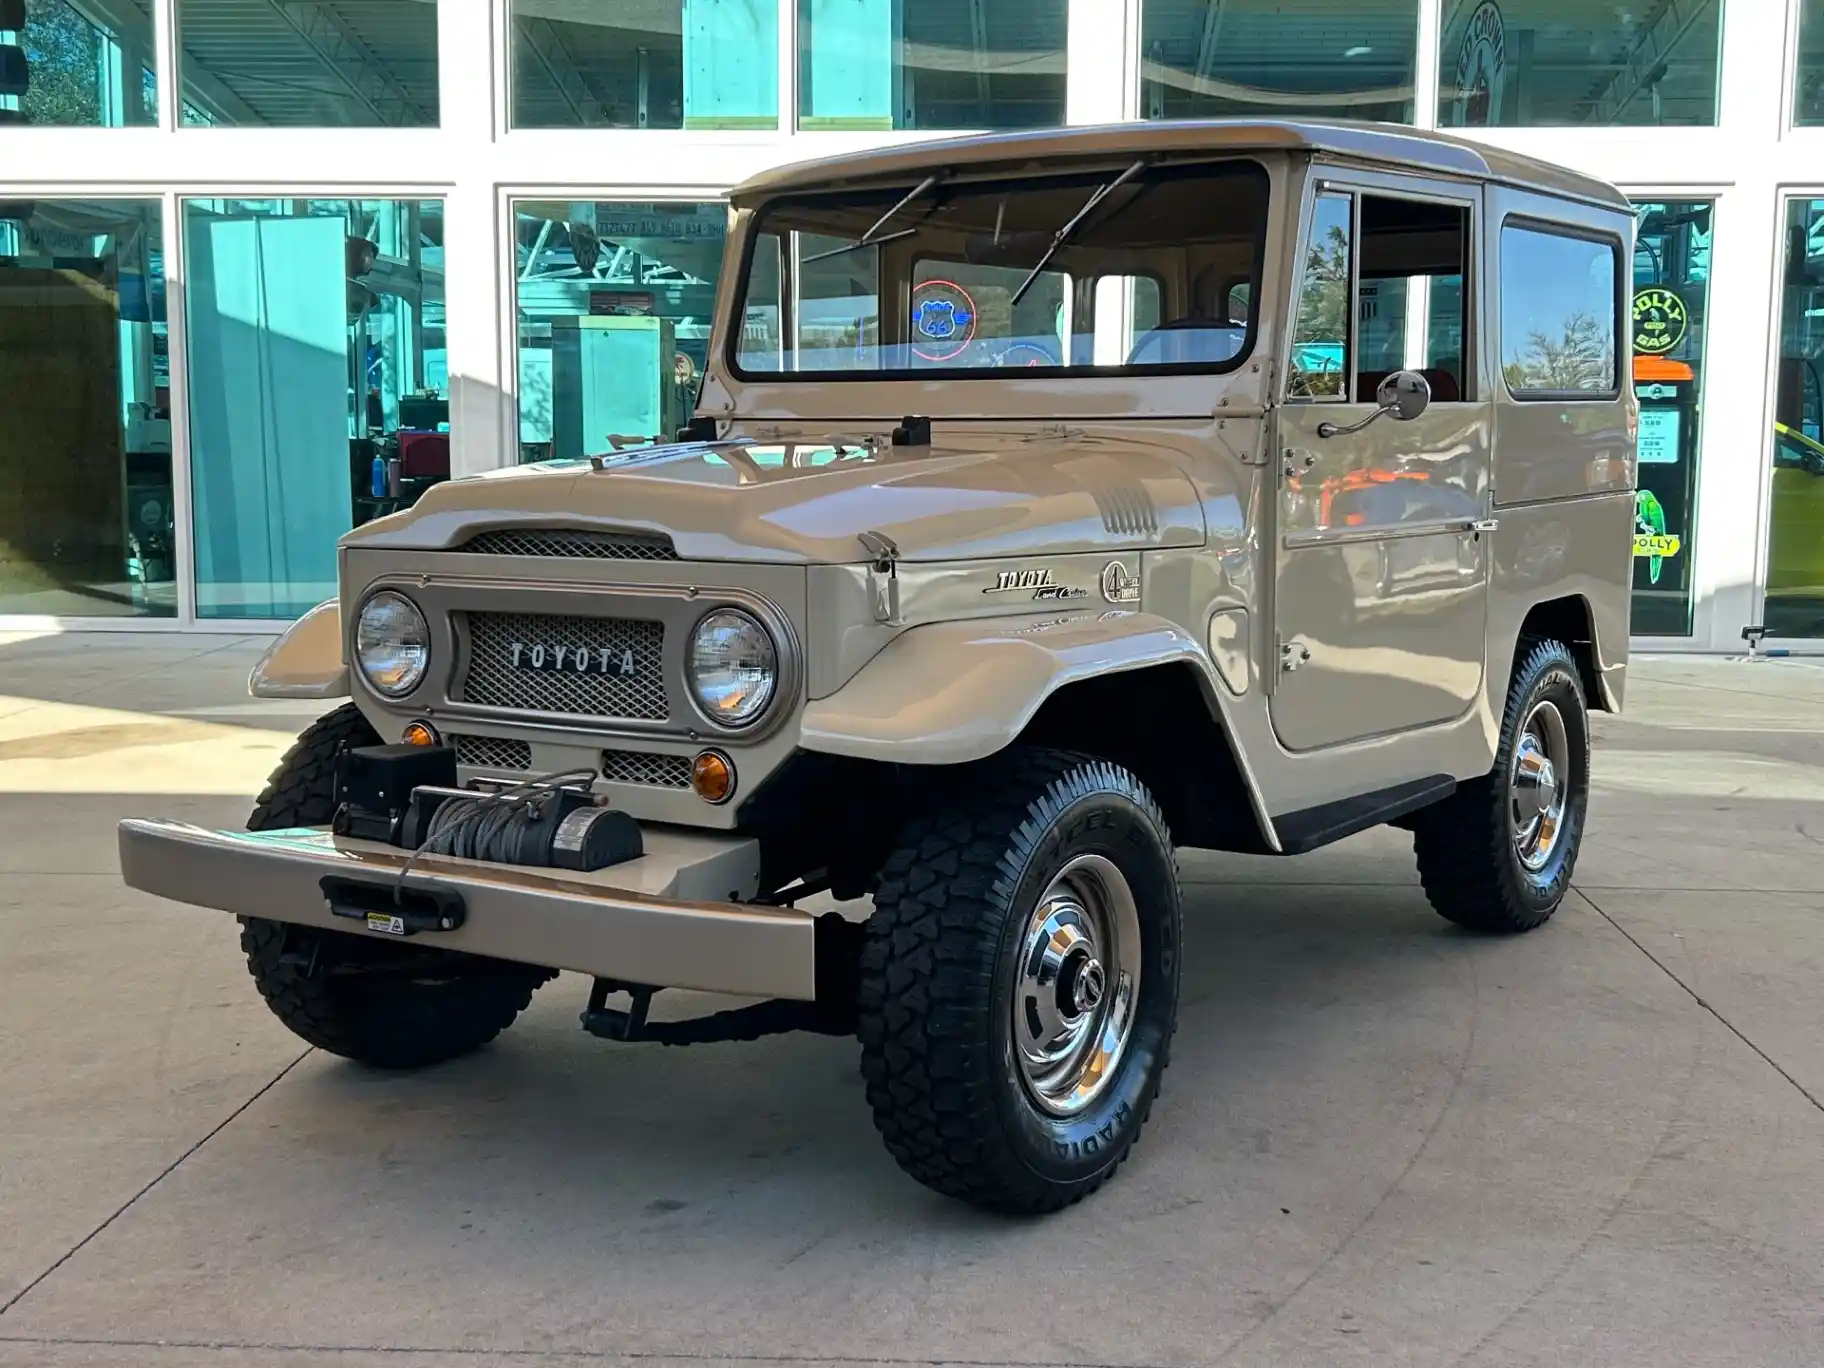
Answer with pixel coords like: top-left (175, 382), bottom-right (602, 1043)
top-left (991, 342), bottom-right (1059, 368)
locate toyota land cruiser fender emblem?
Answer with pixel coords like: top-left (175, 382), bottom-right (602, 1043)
top-left (1100, 560), bottom-right (1140, 604)
top-left (983, 567), bottom-right (1088, 601)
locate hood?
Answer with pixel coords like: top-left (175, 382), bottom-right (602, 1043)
top-left (346, 437), bottom-right (1207, 564)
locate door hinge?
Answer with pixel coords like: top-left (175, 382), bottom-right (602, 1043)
top-left (1278, 636), bottom-right (1312, 672)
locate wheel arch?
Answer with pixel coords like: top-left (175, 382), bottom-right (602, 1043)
top-left (796, 613), bottom-right (1279, 854)
top-left (1512, 594), bottom-right (1615, 712)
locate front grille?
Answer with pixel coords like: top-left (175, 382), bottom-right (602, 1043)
top-left (460, 528), bottom-right (678, 561)
top-left (450, 734), bottom-right (531, 771)
top-left (455, 611), bottom-right (668, 720)
top-left (600, 749), bottom-right (692, 788)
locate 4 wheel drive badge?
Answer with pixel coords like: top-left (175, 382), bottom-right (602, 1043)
top-left (1100, 560), bottom-right (1140, 604)
top-left (983, 567), bottom-right (1088, 601)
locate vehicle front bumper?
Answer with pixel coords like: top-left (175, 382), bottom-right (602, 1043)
top-left (116, 818), bottom-right (816, 1000)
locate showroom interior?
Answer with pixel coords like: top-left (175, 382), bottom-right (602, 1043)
top-left (0, 0), bottom-right (1820, 650)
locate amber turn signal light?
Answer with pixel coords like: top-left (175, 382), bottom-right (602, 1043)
top-left (401, 720), bottom-right (439, 747)
top-left (691, 750), bottom-right (735, 804)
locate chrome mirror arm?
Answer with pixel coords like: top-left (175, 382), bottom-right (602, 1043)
top-left (1317, 404), bottom-right (1394, 440)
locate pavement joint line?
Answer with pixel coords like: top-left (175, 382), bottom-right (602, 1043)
top-left (0, 1048), bottom-right (313, 1320)
top-left (1209, 942), bottom-right (1483, 1365)
top-left (1577, 889), bottom-right (1824, 1117)
top-left (1628, 673), bottom-right (1824, 707)
top-left (0, 1337), bottom-right (1177, 1368)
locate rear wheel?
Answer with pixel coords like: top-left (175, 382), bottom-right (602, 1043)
top-left (857, 750), bottom-right (1181, 1213)
top-left (241, 703), bottom-right (550, 1069)
top-left (1412, 640), bottom-right (1590, 933)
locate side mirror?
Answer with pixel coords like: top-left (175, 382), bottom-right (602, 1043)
top-left (1377, 369), bottom-right (1432, 422)
top-left (1319, 368), bottom-right (1434, 439)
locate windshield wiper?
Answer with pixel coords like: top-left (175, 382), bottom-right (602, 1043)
top-left (801, 173), bottom-right (946, 265)
top-left (1009, 159), bottom-right (1147, 307)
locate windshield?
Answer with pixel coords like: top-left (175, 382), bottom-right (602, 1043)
top-left (732, 159), bottom-right (1269, 379)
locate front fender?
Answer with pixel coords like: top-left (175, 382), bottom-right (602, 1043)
top-left (800, 611), bottom-right (1209, 765)
top-left (248, 600), bottom-right (349, 700)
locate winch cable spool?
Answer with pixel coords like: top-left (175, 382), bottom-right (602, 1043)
top-left (391, 768), bottom-right (598, 900)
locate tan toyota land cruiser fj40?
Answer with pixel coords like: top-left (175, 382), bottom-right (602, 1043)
top-left (120, 120), bottom-right (1636, 1214)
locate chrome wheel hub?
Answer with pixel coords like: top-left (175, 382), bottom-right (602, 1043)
top-left (1511, 701), bottom-right (1570, 873)
top-left (1012, 854), bottom-right (1142, 1117)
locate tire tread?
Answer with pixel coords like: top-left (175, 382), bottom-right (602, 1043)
top-left (1413, 638), bottom-right (1586, 933)
top-left (857, 749), bottom-right (1178, 1213)
top-left (242, 703), bottom-right (543, 1069)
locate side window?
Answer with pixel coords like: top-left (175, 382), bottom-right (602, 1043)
top-left (1132, 276), bottom-right (1163, 334)
top-left (1358, 195), bottom-right (1472, 402)
top-left (1499, 224), bottom-right (1620, 398)
top-left (1288, 191), bottom-right (1352, 398)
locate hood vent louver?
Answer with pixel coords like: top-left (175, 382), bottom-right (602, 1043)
top-left (459, 528), bottom-right (680, 561)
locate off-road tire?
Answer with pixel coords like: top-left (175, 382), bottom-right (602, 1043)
top-left (241, 703), bottom-right (549, 1069)
top-left (246, 700), bottom-right (375, 830)
top-left (1412, 639), bottom-right (1590, 933)
top-left (858, 749), bottom-right (1182, 1214)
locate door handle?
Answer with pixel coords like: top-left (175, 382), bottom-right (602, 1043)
top-left (1469, 517), bottom-right (1499, 535)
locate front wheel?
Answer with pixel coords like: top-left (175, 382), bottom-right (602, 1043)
top-left (857, 750), bottom-right (1182, 1213)
top-left (1412, 639), bottom-right (1591, 932)
top-left (241, 703), bottom-right (551, 1069)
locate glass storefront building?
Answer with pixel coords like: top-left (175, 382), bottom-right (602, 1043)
top-left (0, 0), bottom-right (1816, 650)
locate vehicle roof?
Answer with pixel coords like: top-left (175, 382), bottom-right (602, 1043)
top-left (729, 119), bottom-right (1629, 212)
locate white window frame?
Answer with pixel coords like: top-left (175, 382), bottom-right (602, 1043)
top-left (0, 0), bottom-right (1813, 651)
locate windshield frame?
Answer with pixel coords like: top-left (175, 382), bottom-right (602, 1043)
top-left (725, 157), bottom-right (1270, 384)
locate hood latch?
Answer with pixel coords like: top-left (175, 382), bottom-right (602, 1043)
top-left (857, 530), bottom-right (902, 625)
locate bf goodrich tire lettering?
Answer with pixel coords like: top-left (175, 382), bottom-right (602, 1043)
top-left (241, 703), bottom-right (549, 1069)
top-left (857, 749), bottom-right (1182, 1213)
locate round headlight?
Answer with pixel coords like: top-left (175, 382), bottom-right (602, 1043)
top-left (355, 591), bottom-right (430, 698)
top-left (688, 608), bottom-right (777, 728)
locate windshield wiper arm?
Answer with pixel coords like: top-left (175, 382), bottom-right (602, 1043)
top-left (801, 173), bottom-right (945, 265)
top-left (1009, 159), bottom-right (1147, 307)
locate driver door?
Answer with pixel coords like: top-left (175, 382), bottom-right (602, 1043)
top-left (1270, 176), bottom-right (1493, 752)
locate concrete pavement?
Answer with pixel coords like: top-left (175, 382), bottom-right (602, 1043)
top-left (0, 630), bottom-right (1821, 1367)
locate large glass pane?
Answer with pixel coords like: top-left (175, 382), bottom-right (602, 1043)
top-left (1768, 199), bottom-right (1824, 638)
top-left (1358, 196), bottom-right (1471, 400)
top-left (1439, 0), bottom-right (1720, 127)
top-left (1140, 0), bottom-right (1416, 123)
top-left (798, 0), bottom-right (1064, 130)
top-left (512, 1), bottom-right (777, 129)
top-left (0, 0), bottom-right (157, 126)
top-left (0, 199), bottom-right (171, 616)
top-left (1499, 226), bottom-right (1619, 397)
top-left (1630, 200), bottom-right (1711, 637)
top-left (1799, 0), bottom-right (1824, 125)
top-left (175, 0), bottom-right (438, 127)
top-left (737, 162), bottom-right (1269, 378)
top-left (184, 199), bottom-right (448, 619)
top-left (514, 201), bottom-right (726, 462)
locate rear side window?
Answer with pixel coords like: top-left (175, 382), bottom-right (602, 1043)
top-left (1499, 224), bottom-right (1620, 398)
